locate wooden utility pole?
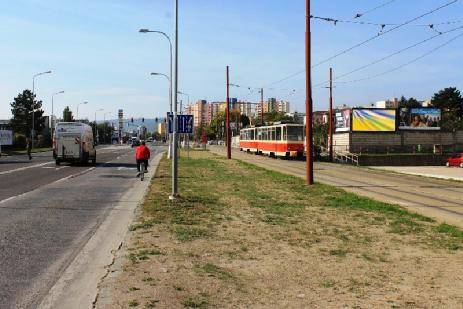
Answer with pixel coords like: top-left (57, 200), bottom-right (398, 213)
top-left (226, 66), bottom-right (231, 159)
top-left (329, 67), bottom-right (334, 162)
top-left (305, 0), bottom-right (314, 185)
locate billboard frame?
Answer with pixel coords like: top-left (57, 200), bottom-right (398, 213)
top-left (334, 108), bottom-right (351, 134)
top-left (351, 108), bottom-right (398, 133)
top-left (398, 107), bottom-right (442, 131)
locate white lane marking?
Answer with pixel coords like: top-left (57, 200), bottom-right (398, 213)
top-left (0, 161), bottom-right (54, 176)
top-left (0, 167), bottom-right (96, 206)
top-left (117, 167), bottom-right (137, 171)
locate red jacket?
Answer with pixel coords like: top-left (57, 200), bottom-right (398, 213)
top-left (135, 145), bottom-right (151, 160)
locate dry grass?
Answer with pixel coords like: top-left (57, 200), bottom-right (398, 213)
top-left (97, 150), bottom-right (463, 308)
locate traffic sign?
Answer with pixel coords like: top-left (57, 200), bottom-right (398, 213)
top-left (168, 113), bottom-right (194, 134)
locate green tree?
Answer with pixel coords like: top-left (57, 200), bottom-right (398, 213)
top-left (10, 89), bottom-right (45, 136)
top-left (255, 111), bottom-right (293, 125)
top-left (313, 122), bottom-right (328, 147)
top-left (431, 87), bottom-right (463, 132)
top-left (63, 106), bottom-right (74, 122)
top-left (398, 96), bottom-right (421, 108)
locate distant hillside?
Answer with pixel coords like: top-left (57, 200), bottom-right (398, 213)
top-left (100, 118), bottom-right (166, 133)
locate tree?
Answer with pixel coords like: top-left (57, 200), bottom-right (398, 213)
top-left (10, 89), bottom-right (45, 137)
top-left (398, 96), bottom-right (421, 108)
top-left (431, 87), bottom-right (463, 132)
top-left (255, 112), bottom-right (293, 125)
top-left (313, 122), bottom-right (328, 147)
top-left (63, 106), bottom-right (74, 122)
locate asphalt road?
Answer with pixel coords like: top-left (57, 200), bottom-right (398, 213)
top-left (0, 144), bottom-right (165, 309)
top-left (210, 146), bottom-right (463, 228)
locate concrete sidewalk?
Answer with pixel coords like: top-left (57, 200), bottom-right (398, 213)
top-left (370, 166), bottom-right (463, 182)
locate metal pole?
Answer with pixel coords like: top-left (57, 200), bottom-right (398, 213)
top-left (32, 77), bottom-right (35, 149)
top-left (260, 88), bottom-right (264, 126)
top-left (226, 66), bottom-right (231, 159)
top-left (51, 94), bottom-right (54, 141)
top-left (329, 67), bottom-right (334, 162)
top-left (170, 0), bottom-right (179, 199)
top-left (305, 0), bottom-right (314, 185)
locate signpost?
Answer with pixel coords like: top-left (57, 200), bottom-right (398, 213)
top-left (0, 130), bottom-right (13, 157)
top-left (167, 113), bottom-right (193, 134)
top-left (118, 109), bottom-right (123, 144)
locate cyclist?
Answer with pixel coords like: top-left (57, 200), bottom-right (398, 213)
top-left (135, 141), bottom-right (150, 177)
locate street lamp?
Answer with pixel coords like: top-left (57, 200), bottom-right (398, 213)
top-left (32, 70), bottom-right (52, 149)
top-left (95, 108), bottom-right (104, 144)
top-left (51, 90), bottom-right (64, 137)
top-left (76, 101), bottom-right (88, 120)
top-left (140, 28), bottom-right (174, 159)
top-left (177, 91), bottom-right (189, 114)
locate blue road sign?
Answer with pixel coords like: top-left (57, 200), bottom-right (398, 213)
top-left (168, 113), bottom-right (194, 134)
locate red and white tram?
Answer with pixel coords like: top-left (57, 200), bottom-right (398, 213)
top-left (239, 124), bottom-right (305, 157)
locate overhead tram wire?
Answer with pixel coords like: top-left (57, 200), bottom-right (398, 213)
top-left (311, 16), bottom-right (463, 28)
top-left (260, 0), bottom-right (460, 89)
top-left (312, 0), bottom-right (459, 68)
top-left (313, 24), bottom-right (463, 87)
top-left (333, 31), bottom-right (463, 85)
top-left (353, 0), bottom-right (398, 19)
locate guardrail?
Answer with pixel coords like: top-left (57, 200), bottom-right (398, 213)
top-left (335, 151), bottom-right (359, 166)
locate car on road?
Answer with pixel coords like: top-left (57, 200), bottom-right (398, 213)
top-left (54, 122), bottom-right (96, 165)
top-left (446, 153), bottom-right (463, 167)
top-left (131, 138), bottom-right (141, 148)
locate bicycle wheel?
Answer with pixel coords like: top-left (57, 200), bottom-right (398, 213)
top-left (141, 163), bottom-right (145, 181)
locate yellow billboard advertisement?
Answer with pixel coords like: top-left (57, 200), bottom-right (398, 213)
top-left (352, 109), bottom-right (396, 132)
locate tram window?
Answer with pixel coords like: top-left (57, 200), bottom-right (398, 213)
top-left (283, 127), bottom-right (287, 140)
top-left (287, 126), bottom-right (304, 141)
top-left (257, 130), bottom-right (262, 140)
top-left (270, 128), bottom-right (275, 140)
top-left (276, 127), bottom-right (281, 141)
top-left (251, 130), bottom-right (255, 140)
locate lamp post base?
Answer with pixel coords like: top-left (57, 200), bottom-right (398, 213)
top-left (169, 194), bottom-right (179, 201)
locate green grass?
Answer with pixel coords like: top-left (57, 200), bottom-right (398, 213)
top-left (181, 295), bottom-right (209, 308)
top-left (128, 299), bottom-right (139, 307)
top-left (142, 152), bottom-right (463, 254)
top-left (198, 263), bottom-right (234, 281)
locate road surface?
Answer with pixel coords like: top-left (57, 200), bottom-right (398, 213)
top-left (210, 146), bottom-right (463, 228)
top-left (0, 144), bottom-right (165, 309)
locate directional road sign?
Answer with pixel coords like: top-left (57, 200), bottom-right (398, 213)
top-left (168, 113), bottom-right (194, 134)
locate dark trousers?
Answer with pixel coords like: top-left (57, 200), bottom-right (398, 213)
top-left (136, 159), bottom-right (149, 172)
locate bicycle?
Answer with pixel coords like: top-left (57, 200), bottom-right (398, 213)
top-left (140, 161), bottom-right (146, 181)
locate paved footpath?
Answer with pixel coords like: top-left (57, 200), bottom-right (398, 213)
top-left (210, 146), bottom-right (463, 228)
top-left (0, 145), bottom-right (165, 309)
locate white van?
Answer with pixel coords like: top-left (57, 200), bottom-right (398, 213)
top-left (54, 122), bottom-right (97, 165)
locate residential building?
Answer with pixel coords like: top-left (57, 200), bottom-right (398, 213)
top-left (0, 120), bottom-right (10, 130)
top-left (191, 100), bottom-right (208, 128)
top-left (277, 100), bottom-right (290, 113)
top-left (207, 102), bottom-right (220, 124)
top-left (374, 98), bottom-right (399, 109)
top-left (157, 122), bottom-right (166, 136)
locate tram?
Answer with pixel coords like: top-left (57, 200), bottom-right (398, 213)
top-left (239, 123), bottom-right (305, 157)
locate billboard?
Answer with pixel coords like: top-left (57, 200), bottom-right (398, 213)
top-left (335, 109), bottom-right (351, 132)
top-left (352, 109), bottom-right (396, 132)
top-left (399, 108), bottom-right (441, 130)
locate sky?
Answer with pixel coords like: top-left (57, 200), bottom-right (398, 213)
top-left (0, 0), bottom-right (462, 121)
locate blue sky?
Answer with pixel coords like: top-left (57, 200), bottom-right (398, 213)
top-left (1, 0), bottom-right (462, 120)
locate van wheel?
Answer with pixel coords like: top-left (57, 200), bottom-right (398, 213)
top-left (55, 159), bottom-right (61, 166)
top-left (446, 162), bottom-right (450, 167)
top-left (460, 163), bottom-right (463, 168)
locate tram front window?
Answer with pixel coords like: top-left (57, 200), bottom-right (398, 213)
top-left (286, 126), bottom-right (304, 141)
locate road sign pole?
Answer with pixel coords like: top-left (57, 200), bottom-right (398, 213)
top-left (226, 66), bottom-right (231, 159)
top-left (329, 67), bottom-right (334, 162)
top-left (170, 0), bottom-right (179, 200)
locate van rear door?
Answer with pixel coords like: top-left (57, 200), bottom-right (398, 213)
top-left (58, 135), bottom-right (81, 159)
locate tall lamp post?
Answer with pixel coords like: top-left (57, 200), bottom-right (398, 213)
top-left (150, 72), bottom-right (172, 157)
top-left (95, 108), bottom-right (104, 144)
top-left (177, 91), bottom-right (189, 114)
top-left (139, 28), bottom-right (173, 158)
top-left (51, 90), bottom-right (64, 138)
top-left (76, 101), bottom-right (88, 120)
top-left (32, 70), bottom-right (52, 149)
top-left (171, 0), bottom-right (179, 199)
